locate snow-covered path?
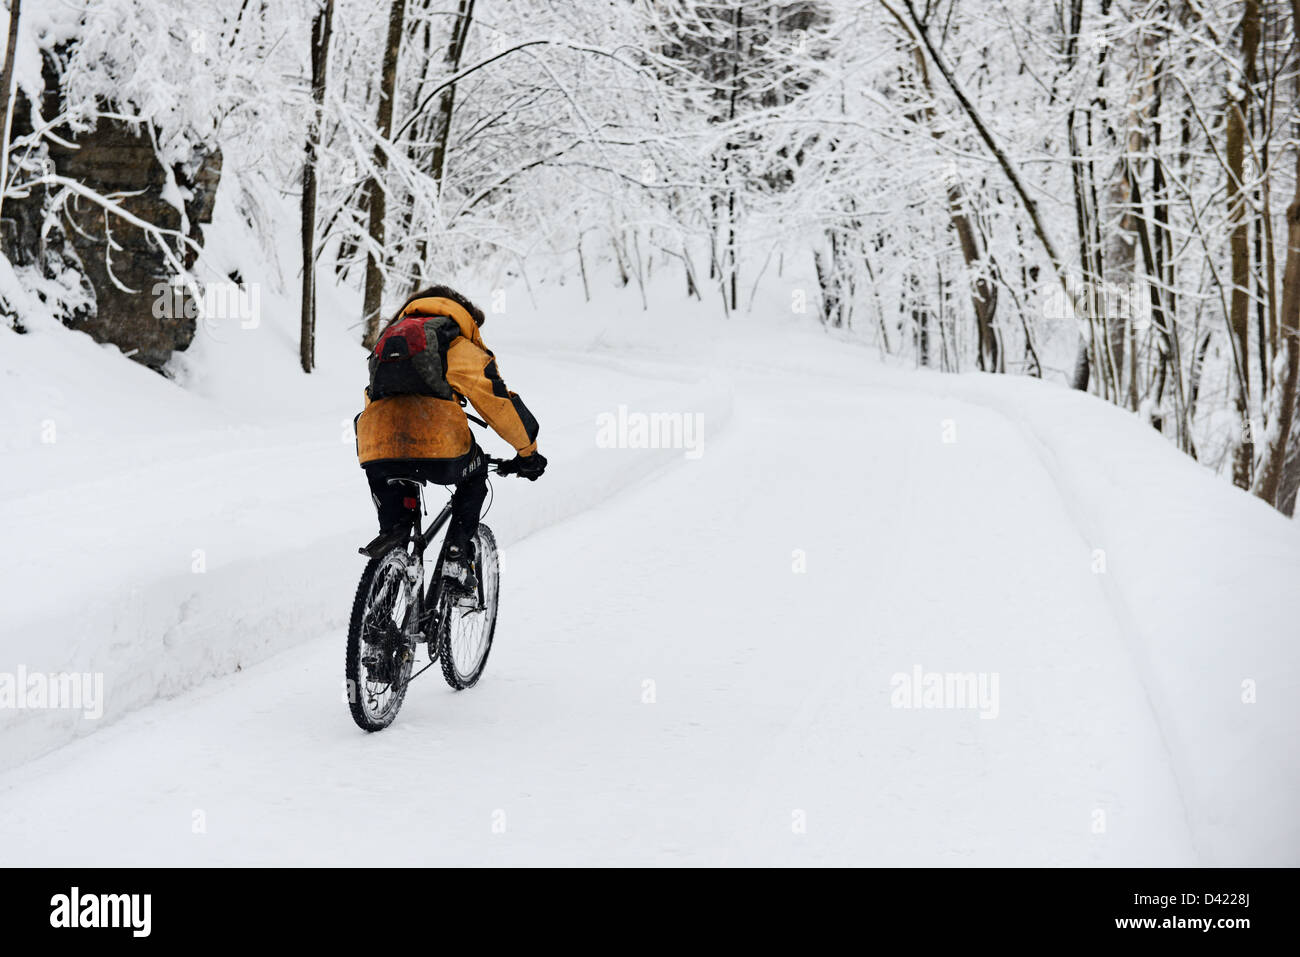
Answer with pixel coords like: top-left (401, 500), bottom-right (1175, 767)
top-left (0, 352), bottom-right (1203, 865)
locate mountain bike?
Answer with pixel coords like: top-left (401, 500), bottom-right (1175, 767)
top-left (345, 451), bottom-right (517, 732)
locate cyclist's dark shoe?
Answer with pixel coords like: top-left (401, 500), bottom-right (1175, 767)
top-left (442, 542), bottom-right (478, 598)
top-left (359, 521), bottom-right (412, 558)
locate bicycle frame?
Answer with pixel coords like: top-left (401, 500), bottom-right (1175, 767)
top-left (386, 453), bottom-right (505, 619)
top-left (380, 481), bottom-right (450, 610)
top-left (418, 500), bottom-right (455, 553)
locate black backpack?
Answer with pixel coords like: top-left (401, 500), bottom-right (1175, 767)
top-left (367, 314), bottom-right (461, 401)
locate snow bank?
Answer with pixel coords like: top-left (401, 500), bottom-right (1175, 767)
top-left (941, 372), bottom-right (1300, 865)
top-left (0, 320), bottom-right (731, 771)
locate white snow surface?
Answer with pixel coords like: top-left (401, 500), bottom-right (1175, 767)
top-left (0, 273), bottom-right (1297, 866)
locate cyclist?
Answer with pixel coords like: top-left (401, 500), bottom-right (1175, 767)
top-left (355, 286), bottom-right (546, 592)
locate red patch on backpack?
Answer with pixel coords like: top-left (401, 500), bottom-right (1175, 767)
top-left (374, 317), bottom-right (429, 358)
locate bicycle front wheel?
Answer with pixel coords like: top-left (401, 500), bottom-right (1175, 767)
top-left (438, 524), bottom-right (500, 689)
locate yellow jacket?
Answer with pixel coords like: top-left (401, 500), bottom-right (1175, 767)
top-left (356, 296), bottom-right (539, 464)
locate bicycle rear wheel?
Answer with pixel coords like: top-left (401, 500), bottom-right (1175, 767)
top-left (438, 524), bottom-right (500, 689)
top-left (346, 548), bottom-right (420, 730)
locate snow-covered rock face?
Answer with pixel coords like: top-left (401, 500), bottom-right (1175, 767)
top-left (50, 125), bottom-right (222, 369)
top-left (1, 47), bottom-right (222, 370)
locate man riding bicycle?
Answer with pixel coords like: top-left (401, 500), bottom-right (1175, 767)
top-left (355, 285), bottom-right (546, 593)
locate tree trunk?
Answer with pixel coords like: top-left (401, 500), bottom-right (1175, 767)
top-left (1130, 162), bottom-right (1189, 444)
top-left (1150, 76), bottom-right (1179, 431)
top-left (576, 228), bottom-right (591, 302)
top-left (905, 273), bottom-right (930, 366)
top-left (300, 0), bottom-right (334, 374)
top-left (1278, 442), bottom-right (1300, 516)
top-left (1103, 154), bottom-right (1134, 402)
top-left (1065, 0), bottom-right (1096, 392)
top-left (947, 189), bottom-right (999, 371)
top-left (0, 0), bottom-right (24, 227)
top-left (814, 243), bottom-right (844, 327)
top-left (1254, 162), bottom-right (1300, 508)
top-left (1106, 32), bottom-right (1159, 410)
top-left (1187, 329), bottom-right (1212, 421)
top-left (429, 0), bottom-right (475, 196)
top-left (682, 244), bottom-right (700, 300)
top-left (1227, 0), bottom-right (1260, 488)
top-left (1252, 0), bottom-right (1300, 510)
top-left (361, 0), bottom-right (408, 348)
top-left (723, 5), bottom-right (742, 313)
top-left (611, 229), bottom-right (629, 286)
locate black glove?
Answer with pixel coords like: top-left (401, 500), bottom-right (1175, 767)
top-left (503, 451), bottom-right (547, 481)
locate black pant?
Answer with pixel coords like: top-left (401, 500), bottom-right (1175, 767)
top-left (364, 447), bottom-right (487, 554)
